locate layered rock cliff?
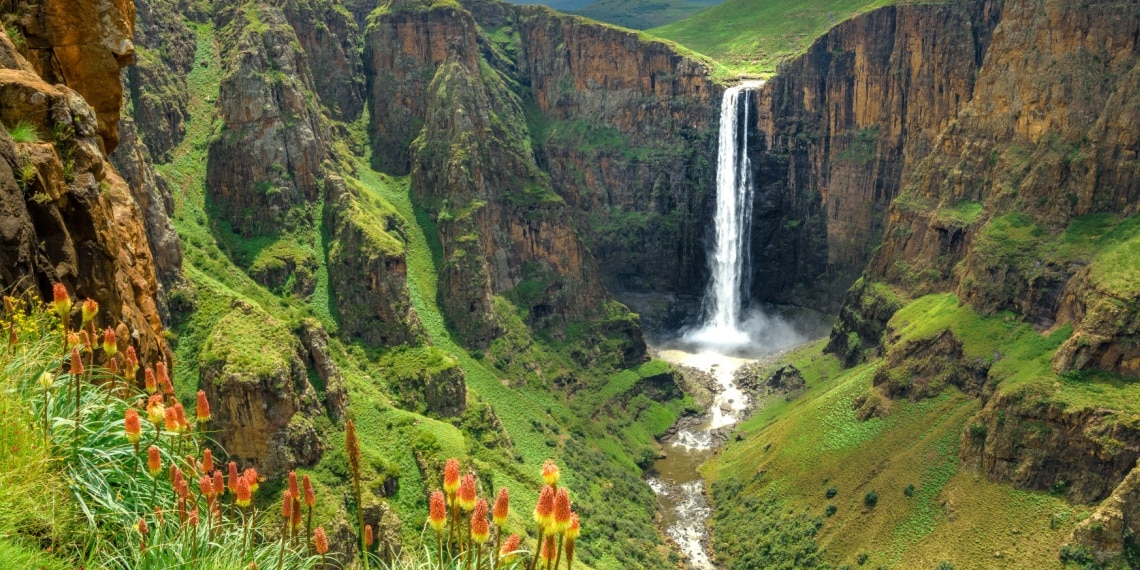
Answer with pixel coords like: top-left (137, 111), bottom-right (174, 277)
top-left (0, 21), bottom-right (169, 368)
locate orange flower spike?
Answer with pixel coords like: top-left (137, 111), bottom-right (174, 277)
top-left (147, 445), bottom-right (161, 477)
top-left (125, 346), bottom-right (139, 377)
top-left (157, 361), bottom-right (173, 396)
top-left (102, 328), bottom-right (117, 357)
top-left (200, 475), bottom-right (213, 497)
top-left (566, 512), bottom-right (580, 541)
top-left (552, 488), bottom-right (572, 534)
top-left (124, 408), bottom-right (141, 444)
top-left (179, 479), bottom-right (190, 501)
top-left (303, 474), bottom-right (316, 508)
top-left (244, 467), bottom-right (260, 494)
top-left (69, 348), bottom-right (83, 376)
top-left (173, 403), bottom-right (188, 433)
top-left (499, 533), bottom-right (521, 562)
top-left (428, 490), bottom-right (447, 532)
top-left (236, 476), bottom-right (251, 508)
top-left (202, 449), bottom-right (214, 474)
top-left (107, 358), bottom-right (119, 374)
top-left (164, 406), bottom-right (178, 433)
top-left (541, 459), bottom-right (560, 487)
top-left (471, 498), bottom-right (490, 544)
top-left (291, 496), bottom-right (302, 529)
top-left (146, 395), bottom-right (165, 428)
top-left (443, 458), bottom-right (460, 496)
top-left (52, 283), bottom-right (72, 321)
top-left (493, 487), bottom-right (509, 527)
top-left (227, 462), bottom-right (239, 494)
top-left (144, 368), bottom-right (157, 395)
top-left (533, 485), bottom-right (554, 530)
top-left (196, 390), bottom-right (211, 422)
top-left (81, 298), bottom-right (98, 326)
top-left (364, 524), bottom-right (374, 549)
top-left (66, 332), bottom-right (80, 350)
top-left (185, 454), bottom-right (199, 477)
top-left (457, 473), bottom-right (477, 512)
top-left (313, 527), bottom-right (329, 555)
top-left (78, 330), bottom-right (92, 351)
top-left (188, 506), bottom-right (199, 527)
top-left (282, 490), bottom-right (293, 518)
top-left (136, 517), bottom-right (148, 537)
top-left (288, 471), bottom-right (299, 502)
top-left (212, 470), bottom-right (225, 497)
top-left (541, 535), bottom-right (556, 563)
top-left (7, 322), bottom-right (16, 347)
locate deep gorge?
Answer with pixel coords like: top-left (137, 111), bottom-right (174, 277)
top-left (1, 0), bottom-right (1139, 567)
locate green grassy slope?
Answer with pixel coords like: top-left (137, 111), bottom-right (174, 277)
top-left (571, 0), bottom-right (722, 30)
top-left (649, 0), bottom-right (894, 75)
top-left (707, 341), bottom-right (1088, 569)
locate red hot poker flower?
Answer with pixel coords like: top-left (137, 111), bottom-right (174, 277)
top-left (69, 348), bottom-right (83, 376)
top-left (227, 462), bottom-right (239, 494)
top-left (541, 535), bottom-right (556, 563)
top-left (313, 527), bottom-right (329, 555)
top-left (428, 490), bottom-right (447, 532)
top-left (196, 390), bottom-right (211, 422)
top-left (202, 449), bottom-right (214, 474)
top-left (542, 459), bottom-right (560, 487)
top-left (144, 368), bottom-right (156, 395)
top-left (52, 283), bottom-right (71, 321)
top-left (282, 490), bottom-right (293, 518)
top-left (443, 458), bottom-right (460, 496)
top-left (212, 470), bottom-right (225, 497)
top-left (288, 471), bottom-right (299, 501)
top-left (291, 496), bottom-right (302, 529)
top-left (364, 524), bottom-right (374, 548)
top-left (164, 406), bottom-right (178, 433)
top-left (81, 299), bottom-right (98, 326)
top-left (534, 485), bottom-right (554, 530)
top-left (457, 473), bottom-right (477, 512)
top-left (102, 328), bottom-right (117, 356)
top-left (493, 487), bottom-right (509, 527)
top-left (303, 474), bottom-right (315, 507)
top-left (500, 533), bottom-right (521, 562)
top-left (200, 475), bottom-right (213, 497)
top-left (243, 467), bottom-right (260, 494)
top-left (552, 488), bottom-right (572, 534)
top-left (124, 409), bottom-right (141, 444)
top-left (236, 476), bottom-right (251, 508)
top-left (147, 446), bottom-right (161, 477)
top-left (566, 512), bottom-right (581, 540)
top-left (471, 498), bottom-right (490, 544)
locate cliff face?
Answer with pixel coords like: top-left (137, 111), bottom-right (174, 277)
top-left (206, 1), bottom-right (327, 237)
top-left (0, 24), bottom-right (169, 367)
top-left (750, 1), bottom-right (1001, 311)
top-left (367, 0), bottom-right (639, 347)
top-left (124, 0), bottom-right (196, 162)
top-left (2, 0), bottom-right (137, 152)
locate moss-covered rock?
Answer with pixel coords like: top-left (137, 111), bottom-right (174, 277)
top-left (324, 175), bottom-right (425, 346)
top-left (199, 300), bottom-right (324, 474)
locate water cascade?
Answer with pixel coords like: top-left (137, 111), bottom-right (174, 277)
top-left (650, 82), bottom-right (765, 570)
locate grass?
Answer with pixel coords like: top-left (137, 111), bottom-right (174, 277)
top-left (571, 0), bottom-right (723, 30)
top-left (706, 341), bottom-right (1085, 569)
top-left (649, 0), bottom-right (896, 75)
top-left (4, 120), bottom-right (41, 143)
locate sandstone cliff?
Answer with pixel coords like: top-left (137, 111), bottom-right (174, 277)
top-left (0, 24), bottom-right (169, 368)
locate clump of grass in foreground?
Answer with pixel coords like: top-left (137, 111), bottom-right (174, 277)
top-left (0, 288), bottom-right (331, 569)
top-left (4, 120), bottom-right (41, 143)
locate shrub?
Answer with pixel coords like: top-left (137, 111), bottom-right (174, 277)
top-left (5, 120), bottom-right (41, 143)
top-left (826, 486), bottom-right (838, 499)
top-left (864, 490), bottom-right (879, 508)
top-left (904, 484), bottom-right (915, 497)
top-left (825, 504), bottom-right (837, 517)
top-left (856, 551), bottom-right (869, 565)
top-left (936, 562), bottom-right (955, 570)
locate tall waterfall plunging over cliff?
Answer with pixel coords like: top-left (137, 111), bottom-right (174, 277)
top-left (688, 83), bottom-right (762, 349)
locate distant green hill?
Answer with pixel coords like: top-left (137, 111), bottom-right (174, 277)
top-left (650, 0), bottom-right (894, 75)
top-left (572, 0), bottom-right (722, 30)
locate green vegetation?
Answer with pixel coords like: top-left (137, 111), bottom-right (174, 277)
top-left (707, 339), bottom-right (1085, 568)
top-left (571, 0), bottom-right (723, 31)
top-left (4, 120), bottom-right (41, 143)
top-left (650, 0), bottom-right (895, 75)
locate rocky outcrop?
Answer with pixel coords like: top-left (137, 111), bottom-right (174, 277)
top-left (273, 0), bottom-right (365, 122)
top-left (324, 175), bottom-right (424, 347)
top-left (961, 390), bottom-right (1140, 504)
top-left (873, 329), bottom-right (990, 400)
top-left (1, 0), bottom-right (137, 152)
top-left (199, 300), bottom-right (325, 475)
top-left (1052, 264), bottom-right (1140, 379)
top-left (750, 1), bottom-right (1000, 311)
top-left (1067, 460), bottom-right (1140, 565)
top-left (0, 33), bottom-right (169, 367)
top-left (125, 0), bottom-right (196, 162)
top-left (109, 102), bottom-right (182, 319)
top-left (206, 1), bottom-right (326, 237)
top-left (298, 318), bottom-right (349, 421)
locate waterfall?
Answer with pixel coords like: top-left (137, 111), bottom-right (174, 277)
top-left (689, 83), bottom-right (762, 349)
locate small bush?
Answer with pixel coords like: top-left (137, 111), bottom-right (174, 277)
top-left (856, 552), bottom-right (869, 565)
top-left (936, 562), bottom-right (955, 570)
top-left (1058, 545), bottom-right (1096, 566)
top-left (6, 121), bottom-right (40, 144)
top-left (904, 484), bottom-right (915, 497)
top-left (864, 490), bottom-right (879, 508)
top-left (826, 486), bottom-right (838, 499)
top-left (825, 504), bottom-right (837, 517)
